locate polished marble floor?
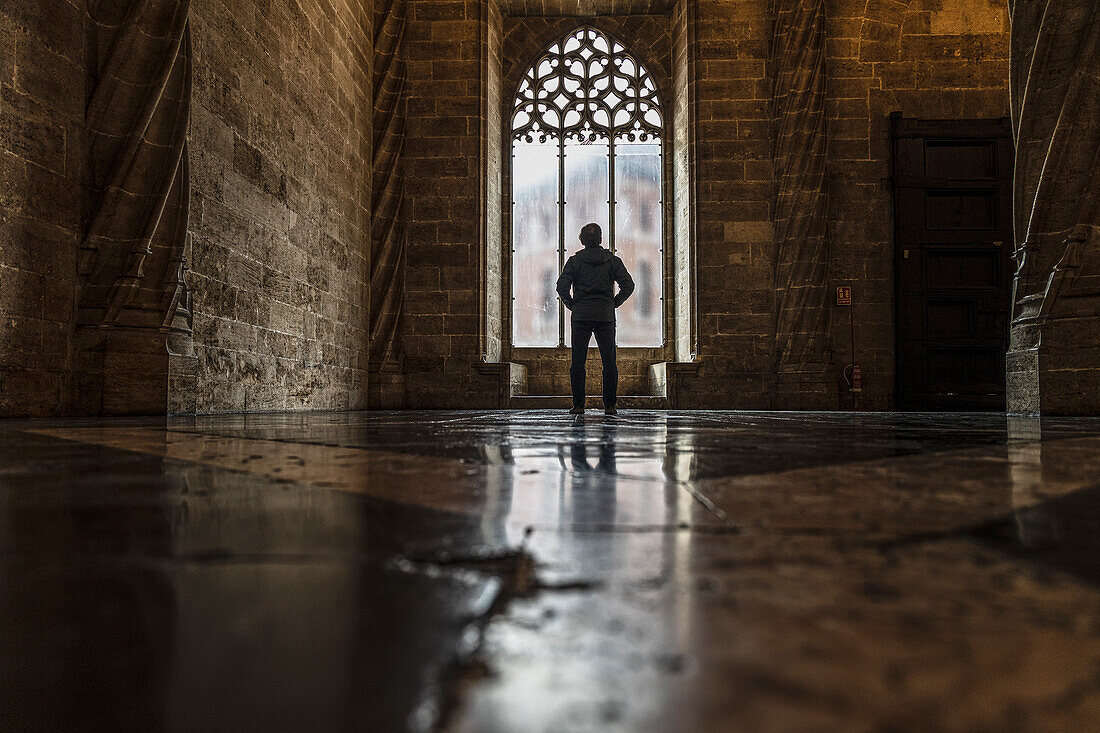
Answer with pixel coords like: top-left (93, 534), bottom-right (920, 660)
top-left (1, 410), bottom-right (1099, 731)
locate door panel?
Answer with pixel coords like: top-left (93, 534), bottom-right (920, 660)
top-left (924, 249), bottom-right (998, 289)
top-left (924, 140), bottom-right (995, 179)
top-left (892, 115), bottom-right (1013, 410)
top-left (924, 190), bottom-right (996, 230)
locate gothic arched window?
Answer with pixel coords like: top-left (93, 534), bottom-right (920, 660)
top-left (511, 27), bottom-right (663, 348)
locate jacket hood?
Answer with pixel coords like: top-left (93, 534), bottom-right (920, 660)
top-left (577, 246), bottom-right (613, 265)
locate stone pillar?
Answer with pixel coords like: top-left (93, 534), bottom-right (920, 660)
top-left (368, 0), bottom-right (408, 408)
top-left (770, 0), bottom-right (833, 408)
top-left (401, 0), bottom-right (487, 408)
top-left (73, 0), bottom-right (196, 415)
top-left (1008, 1), bottom-right (1100, 415)
top-left (686, 0), bottom-right (775, 409)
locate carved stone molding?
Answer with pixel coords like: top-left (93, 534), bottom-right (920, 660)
top-left (80, 0), bottom-right (193, 334)
top-left (369, 0), bottom-right (407, 374)
top-left (770, 0), bottom-right (831, 376)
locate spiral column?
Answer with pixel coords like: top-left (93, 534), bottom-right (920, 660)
top-left (1007, 0), bottom-right (1100, 413)
top-left (80, 0), bottom-right (193, 333)
top-left (770, 0), bottom-right (831, 390)
top-left (369, 0), bottom-right (407, 379)
top-left (71, 0), bottom-right (195, 415)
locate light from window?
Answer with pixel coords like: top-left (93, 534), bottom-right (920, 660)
top-left (512, 142), bottom-right (559, 347)
top-left (511, 27), bottom-right (663, 348)
top-left (613, 141), bottom-right (661, 346)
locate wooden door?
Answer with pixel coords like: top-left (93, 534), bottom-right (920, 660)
top-left (891, 115), bottom-right (1014, 410)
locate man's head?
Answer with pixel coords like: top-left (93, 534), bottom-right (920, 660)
top-left (579, 223), bottom-right (602, 248)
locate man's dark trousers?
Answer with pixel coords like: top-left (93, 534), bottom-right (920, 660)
top-left (570, 319), bottom-right (617, 409)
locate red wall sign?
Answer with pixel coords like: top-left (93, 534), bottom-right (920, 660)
top-left (836, 286), bottom-right (852, 306)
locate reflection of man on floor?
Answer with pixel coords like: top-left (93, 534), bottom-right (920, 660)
top-left (556, 223), bottom-right (635, 416)
top-left (567, 422), bottom-right (618, 527)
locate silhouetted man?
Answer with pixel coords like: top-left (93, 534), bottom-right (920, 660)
top-left (556, 223), bottom-right (635, 415)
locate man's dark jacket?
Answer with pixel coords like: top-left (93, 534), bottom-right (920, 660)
top-left (556, 245), bottom-right (635, 322)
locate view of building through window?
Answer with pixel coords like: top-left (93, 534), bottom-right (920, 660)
top-left (511, 27), bottom-right (663, 347)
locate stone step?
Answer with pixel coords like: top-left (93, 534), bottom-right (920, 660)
top-left (508, 395), bottom-right (668, 409)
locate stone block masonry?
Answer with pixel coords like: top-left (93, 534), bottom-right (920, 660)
top-left (681, 0), bottom-right (1010, 409)
top-left (687, 0), bottom-right (776, 408)
top-left (824, 0), bottom-right (1009, 409)
top-left (402, 0), bottom-right (490, 407)
top-left (1, 0), bottom-right (373, 416)
top-left (394, 0), bottom-right (1013, 410)
top-left (185, 0), bottom-right (372, 412)
top-left (0, 1), bottom-right (85, 416)
top-left (4, 0), bottom-right (1086, 415)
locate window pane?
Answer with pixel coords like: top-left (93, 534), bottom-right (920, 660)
top-left (563, 138), bottom-right (610, 347)
top-left (614, 141), bottom-right (662, 347)
top-left (564, 139), bottom-right (610, 254)
top-left (512, 142), bottom-right (560, 347)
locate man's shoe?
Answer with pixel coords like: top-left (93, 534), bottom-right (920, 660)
top-left (569, 406), bottom-right (585, 415)
top-left (604, 406), bottom-right (618, 416)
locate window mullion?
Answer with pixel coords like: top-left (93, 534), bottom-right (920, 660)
top-left (558, 133), bottom-right (565, 349)
top-left (609, 134), bottom-right (616, 254)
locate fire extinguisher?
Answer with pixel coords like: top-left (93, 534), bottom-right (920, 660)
top-left (844, 363), bottom-right (863, 393)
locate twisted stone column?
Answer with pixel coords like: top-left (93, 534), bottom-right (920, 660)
top-left (80, 0), bottom-right (193, 333)
top-left (369, 0), bottom-right (407, 375)
top-left (770, 0), bottom-right (831, 388)
top-left (72, 0), bottom-right (194, 415)
top-left (1007, 1), bottom-right (1100, 413)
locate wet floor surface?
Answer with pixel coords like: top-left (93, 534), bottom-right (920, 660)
top-left (2, 410), bottom-right (1100, 731)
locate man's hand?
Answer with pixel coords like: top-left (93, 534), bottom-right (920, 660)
top-left (612, 259), bottom-right (635, 307)
top-left (556, 259), bottom-right (576, 309)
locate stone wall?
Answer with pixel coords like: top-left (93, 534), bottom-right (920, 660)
top-left (396, 0), bottom-right (1012, 409)
top-left (0, 0), bottom-right (1063, 415)
top-left (0, 2), bottom-right (84, 416)
top-left (403, 0), bottom-right (491, 407)
top-left (679, 0), bottom-right (775, 408)
top-left (671, 0), bottom-right (1010, 409)
top-left (184, 0), bottom-right (372, 412)
top-left (824, 0), bottom-right (1010, 408)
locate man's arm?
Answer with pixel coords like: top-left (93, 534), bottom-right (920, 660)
top-left (556, 258), bottom-right (575, 310)
top-left (612, 258), bottom-right (635, 307)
